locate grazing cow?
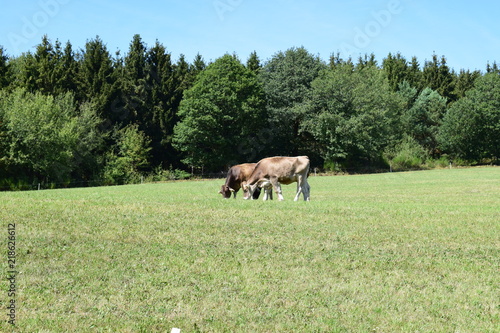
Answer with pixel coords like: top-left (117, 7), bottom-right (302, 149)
top-left (243, 156), bottom-right (311, 201)
top-left (219, 163), bottom-right (266, 199)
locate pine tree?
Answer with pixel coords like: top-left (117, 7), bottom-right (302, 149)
top-left (407, 56), bottom-right (423, 90)
top-left (121, 34), bottom-right (148, 126)
top-left (77, 36), bottom-right (117, 121)
top-left (260, 47), bottom-right (326, 156)
top-left (34, 35), bottom-right (56, 94)
top-left (486, 61), bottom-right (499, 74)
top-left (422, 54), bottom-right (455, 102)
top-left (145, 41), bottom-right (177, 166)
top-left (382, 52), bottom-right (408, 91)
top-left (0, 46), bottom-right (9, 89)
top-left (12, 36), bottom-right (77, 96)
top-left (403, 87), bottom-right (447, 155)
top-left (246, 51), bottom-right (261, 73)
top-left (54, 41), bottom-right (78, 95)
top-left (453, 69), bottom-right (480, 100)
top-left (174, 54), bottom-right (190, 92)
top-left (329, 52), bottom-right (342, 69)
top-left (356, 53), bottom-right (377, 70)
top-left (190, 53), bottom-right (206, 79)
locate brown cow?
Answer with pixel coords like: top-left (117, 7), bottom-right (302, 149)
top-left (219, 163), bottom-right (269, 199)
top-left (243, 156), bottom-right (311, 201)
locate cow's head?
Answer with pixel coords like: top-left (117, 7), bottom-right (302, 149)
top-left (242, 182), bottom-right (259, 200)
top-left (244, 179), bottom-right (271, 200)
top-left (219, 185), bottom-right (235, 199)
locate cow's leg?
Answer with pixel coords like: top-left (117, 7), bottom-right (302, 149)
top-left (293, 177), bottom-right (304, 201)
top-left (263, 187), bottom-right (269, 201)
top-left (259, 179), bottom-right (273, 201)
top-left (303, 180), bottom-right (311, 201)
top-left (266, 184), bottom-right (273, 200)
top-left (250, 184), bottom-right (257, 200)
top-left (270, 177), bottom-right (284, 201)
top-left (293, 185), bottom-right (302, 201)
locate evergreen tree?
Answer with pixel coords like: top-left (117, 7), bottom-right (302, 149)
top-left (422, 54), bottom-right (456, 102)
top-left (397, 80), bottom-right (419, 110)
top-left (407, 56), bottom-right (423, 90)
top-left (403, 87), bottom-right (447, 155)
top-left (382, 52), bottom-right (408, 91)
top-left (453, 69), bottom-right (480, 100)
top-left (355, 53), bottom-right (377, 70)
top-left (11, 36), bottom-right (61, 94)
top-left (145, 40), bottom-right (179, 167)
top-left (329, 52), bottom-right (341, 69)
top-left (33, 35), bottom-right (60, 94)
top-left (0, 46), bottom-right (9, 89)
top-left (260, 47), bottom-right (326, 156)
top-left (12, 36), bottom-right (76, 95)
top-left (77, 36), bottom-right (117, 122)
top-left (58, 41), bottom-right (78, 94)
top-left (175, 54), bottom-right (191, 92)
top-left (190, 53), bottom-right (206, 79)
top-left (329, 53), bottom-right (354, 69)
top-left (120, 34), bottom-right (148, 126)
top-left (246, 51), bottom-right (261, 73)
top-left (486, 61), bottom-right (499, 74)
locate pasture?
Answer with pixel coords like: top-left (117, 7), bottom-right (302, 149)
top-left (1, 167), bottom-right (499, 332)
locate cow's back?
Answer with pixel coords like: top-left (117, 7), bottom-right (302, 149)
top-left (248, 156), bottom-right (309, 184)
top-left (238, 163), bottom-right (257, 181)
top-left (226, 163), bottom-right (257, 188)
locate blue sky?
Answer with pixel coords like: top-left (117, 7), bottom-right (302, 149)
top-left (2, 0), bottom-right (499, 71)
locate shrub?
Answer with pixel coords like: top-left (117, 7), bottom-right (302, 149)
top-left (144, 166), bottom-right (191, 183)
top-left (102, 124), bottom-right (152, 185)
top-left (426, 156), bottom-right (450, 169)
top-left (385, 136), bottom-right (428, 171)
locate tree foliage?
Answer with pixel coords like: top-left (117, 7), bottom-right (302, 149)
top-left (0, 35), bottom-right (498, 189)
top-left (173, 54), bottom-right (266, 171)
top-left (0, 88), bottom-right (103, 184)
top-left (260, 47), bottom-right (326, 156)
top-left (403, 87), bottom-right (447, 155)
top-left (103, 123), bottom-right (152, 184)
top-left (0, 46), bottom-right (9, 89)
top-left (302, 63), bottom-right (402, 168)
top-left (439, 73), bottom-right (500, 160)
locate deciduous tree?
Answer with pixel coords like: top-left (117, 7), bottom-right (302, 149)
top-left (439, 73), bottom-right (500, 160)
top-left (302, 63), bottom-right (402, 168)
top-left (173, 54), bottom-right (266, 171)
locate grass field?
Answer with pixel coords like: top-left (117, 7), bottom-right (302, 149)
top-left (1, 167), bottom-right (499, 332)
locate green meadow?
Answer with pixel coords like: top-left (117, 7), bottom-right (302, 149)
top-left (1, 167), bottom-right (499, 332)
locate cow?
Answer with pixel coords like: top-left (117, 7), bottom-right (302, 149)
top-left (219, 163), bottom-right (272, 199)
top-left (242, 156), bottom-right (311, 201)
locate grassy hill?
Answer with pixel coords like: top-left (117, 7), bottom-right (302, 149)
top-left (1, 167), bottom-right (499, 332)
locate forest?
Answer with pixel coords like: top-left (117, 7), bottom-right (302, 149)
top-left (0, 34), bottom-right (499, 190)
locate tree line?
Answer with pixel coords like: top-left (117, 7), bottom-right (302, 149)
top-left (0, 35), bottom-right (499, 190)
